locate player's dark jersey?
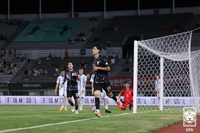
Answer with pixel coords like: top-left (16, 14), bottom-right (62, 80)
top-left (93, 55), bottom-right (110, 83)
top-left (65, 69), bottom-right (78, 91)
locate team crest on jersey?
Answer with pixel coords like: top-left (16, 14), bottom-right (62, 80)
top-left (97, 61), bottom-right (100, 65)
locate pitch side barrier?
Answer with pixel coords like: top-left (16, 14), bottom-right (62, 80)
top-left (0, 96), bottom-right (197, 106)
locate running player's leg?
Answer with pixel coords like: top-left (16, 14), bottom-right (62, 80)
top-left (103, 82), bottom-right (122, 108)
top-left (78, 91), bottom-right (84, 110)
top-left (94, 83), bottom-right (102, 117)
top-left (59, 91), bottom-right (64, 111)
top-left (101, 91), bottom-right (111, 113)
top-left (73, 90), bottom-right (79, 114)
top-left (63, 91), bottom-right (67, 111)
top-left (67, 90), bottom-right (75, 112)
top-left (79, 97), bottom-right (84, 110)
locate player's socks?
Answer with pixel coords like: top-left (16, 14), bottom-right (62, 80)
top-left (79, 99), bottom-right (83, 110)
top-left (71, 106), bottom-right (75, 112)
top-left (95, 98), bottom-right (100, 110)
top-left (69, 101), bottom-right (74, 106)
top-left (104, 103), bottom-right (111, 113)
top-left (80, 98), bottom-right (84, 110)
top-left (112, 94), bottom-right (117, 102)
top-left (64, 97), bottom-right (67, 110)
top-left (59, 97), bottom-right (62, 106)
top-left (105, 104), bottom-right (108, 110)
top-left (69, 101), bottom-right (75, 112)
top-left (112, 95), bottom-right (123, 108)
top-left (75, 105), bottom-right (78, 110)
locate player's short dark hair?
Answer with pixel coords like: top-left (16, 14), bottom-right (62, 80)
top-left (123, 81), bottom-right (129, 84)
top-left (93, 44), bottom-right (102, 52)
top-left (60, 69), bottom-right (65, 72)
top-left (79, 67), bottom-right (83, 70)
top-left (67, 61), bottom-right (74, 65)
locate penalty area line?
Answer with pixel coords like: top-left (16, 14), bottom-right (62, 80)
top-left (0, 113), bottom-right (130, 133)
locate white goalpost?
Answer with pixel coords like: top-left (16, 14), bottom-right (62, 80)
top-left (133, 30), bottom-right (200, 113)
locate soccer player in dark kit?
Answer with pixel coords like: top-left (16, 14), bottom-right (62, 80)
top-left (63, 61), bottom-right (79, 114)
top-left (87, 44), bottom-right (122, 117)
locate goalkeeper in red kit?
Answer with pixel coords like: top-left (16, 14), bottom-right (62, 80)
top-left (118, 82), bottom-right (133, 110)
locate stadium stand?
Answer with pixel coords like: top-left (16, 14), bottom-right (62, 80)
top-left (11, 56), bottom-right (93, 83)
top-left (0, 41), bottom-right (5, 48)
top-left (0, 51), bottom-right (29, 84)
top-left (0, 20), bottom-right (19, 41)
top-left (191, 33), bottom-right (200, 46)
top-left (2, 13), bottom-right (200, 84)
top-left (7, 18), bottom-right (102, 50)
top-left (86, 13), bottom-right (193, 48)
top-left (11, 52), bottom-right (120, 84)
top-left (0, 19), bottom-right (29, 49)
top-left (107, 13), bottom-right (195, 75)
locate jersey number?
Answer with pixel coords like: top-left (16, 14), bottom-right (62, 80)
top-left (106, 86), bottom-right (111, 92)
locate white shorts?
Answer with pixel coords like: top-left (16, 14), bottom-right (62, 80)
top-left (59, 90), bottom-right (67, 97)
top-left (78, 91), bottom-right (85, 98)
top-left (101, 90), bottom-right (106, 99)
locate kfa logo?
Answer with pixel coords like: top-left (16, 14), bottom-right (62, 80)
top-left (183, 107), bottom-right (197, 127)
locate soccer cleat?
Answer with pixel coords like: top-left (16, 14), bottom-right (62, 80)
top-left (116, 101), bottom-right (122, 109)
top-left (71, 106), bottom-right (75, 112)
top-left (79, 108), bottom-right (83, 111)
top-left (94, 111), bottom-right (101, 117)
top-left (105, 109), bottom-right (111, 113)
top-left (59, 106), bottom-right (64, 111)
top-left (75, 110), bottom-right (79, 114)
top-left (64, 107), bottom-right (67, 111)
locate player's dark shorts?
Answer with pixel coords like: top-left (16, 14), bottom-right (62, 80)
top-left (67, 89), bottom-right (79, 99)
top-left (94, 82), bottom-right (112, 93)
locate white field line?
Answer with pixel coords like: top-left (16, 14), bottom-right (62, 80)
top-left (0, 113), bottom-right (130, 133)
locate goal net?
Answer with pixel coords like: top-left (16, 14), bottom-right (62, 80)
top-left (133, 31), bottom-right (200, 113)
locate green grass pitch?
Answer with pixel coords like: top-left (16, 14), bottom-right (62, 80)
top-left (0, 105), bottom-right (183, 133)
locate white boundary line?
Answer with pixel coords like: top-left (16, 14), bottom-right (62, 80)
top-left (0, 113), bottom-right (130, 133)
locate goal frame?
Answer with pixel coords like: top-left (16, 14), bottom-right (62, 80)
top-left (132, 36), bottom-right (195, 113)
top-left (133, 40), bottom-right (182, 113)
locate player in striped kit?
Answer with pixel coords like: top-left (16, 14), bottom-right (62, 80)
top-left (77, 68), bottom-right (87, 111)
top-left (55, 69), bottom-right (67, 111)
